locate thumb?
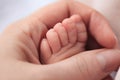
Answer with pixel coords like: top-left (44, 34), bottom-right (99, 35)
top-left (35, 49), bottom-right (120, 80)
top-left (89, 11), bottom-right (117, 49)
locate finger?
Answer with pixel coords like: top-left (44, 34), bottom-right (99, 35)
top-left (35, 49), bottom-right (120, 80)
top-left (54, 23), bottom-right (68, 46)
top-left (40, 38), bottom-right (52, 63)
top-left (46, 29), bottom-right (61, 53)
top-left (89, 12), bottom-right (117, 49)
top-left (31, 0), bottom-right (69, 28)
top-left (68, 1), bottom-right (117, 49)
top-left (62, 18), bottom-right (77, 44)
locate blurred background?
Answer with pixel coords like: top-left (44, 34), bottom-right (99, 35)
top-left (0, 0), bottom-right (56, 32)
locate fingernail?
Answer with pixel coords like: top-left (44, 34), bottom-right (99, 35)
top-left (97, 49), bottom-right (120, 72)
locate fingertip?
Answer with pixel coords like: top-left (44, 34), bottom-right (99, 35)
top-left (98, 28), bottom-right (117, 48)
top-left (40, 38), bottom-right (52, 63)
top-left (90, 11), bottom-right (118, 48)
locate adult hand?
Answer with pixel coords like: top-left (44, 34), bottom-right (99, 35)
top-left (0, 0), bottom-right (119, 80)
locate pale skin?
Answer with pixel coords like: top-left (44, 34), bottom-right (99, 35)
top-left (40, 15), bottom-right (87, 64)
top-left (0, 0), bottom-right (120, 80)
top-left (81, 0), bottom-right (120, 79)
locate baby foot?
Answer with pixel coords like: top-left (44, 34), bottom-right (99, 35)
top-left (40, 15), bottom-right (87, 64)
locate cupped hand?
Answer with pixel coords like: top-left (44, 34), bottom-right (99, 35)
top-left (0, 1), bottom-right (119, 80)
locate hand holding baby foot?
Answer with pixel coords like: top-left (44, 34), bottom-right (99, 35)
top-left (0, 1), bottom-right (119, 80)
top-left (40, 15), bottom-right (87, 63)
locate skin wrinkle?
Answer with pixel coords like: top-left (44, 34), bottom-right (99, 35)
top-left (17, 25), bottom-right (39, 61)
top-left (23, 17), bottom-right (48, 47)
top-left (79, 49), bottom-right (109, 79)
top-left (2, 20), bottom-right (41, 64)
top-left (13, 19), bottom-right (48, 64)
top-left (73, 53), bottom-right (87, 79)
top-left (15, 28), bottom-right (40, 64)
top-left (73, 52), bottom-right (104, 80)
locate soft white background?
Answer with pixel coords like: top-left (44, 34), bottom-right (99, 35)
top-left (0, 0), bottom-right (56, 32)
